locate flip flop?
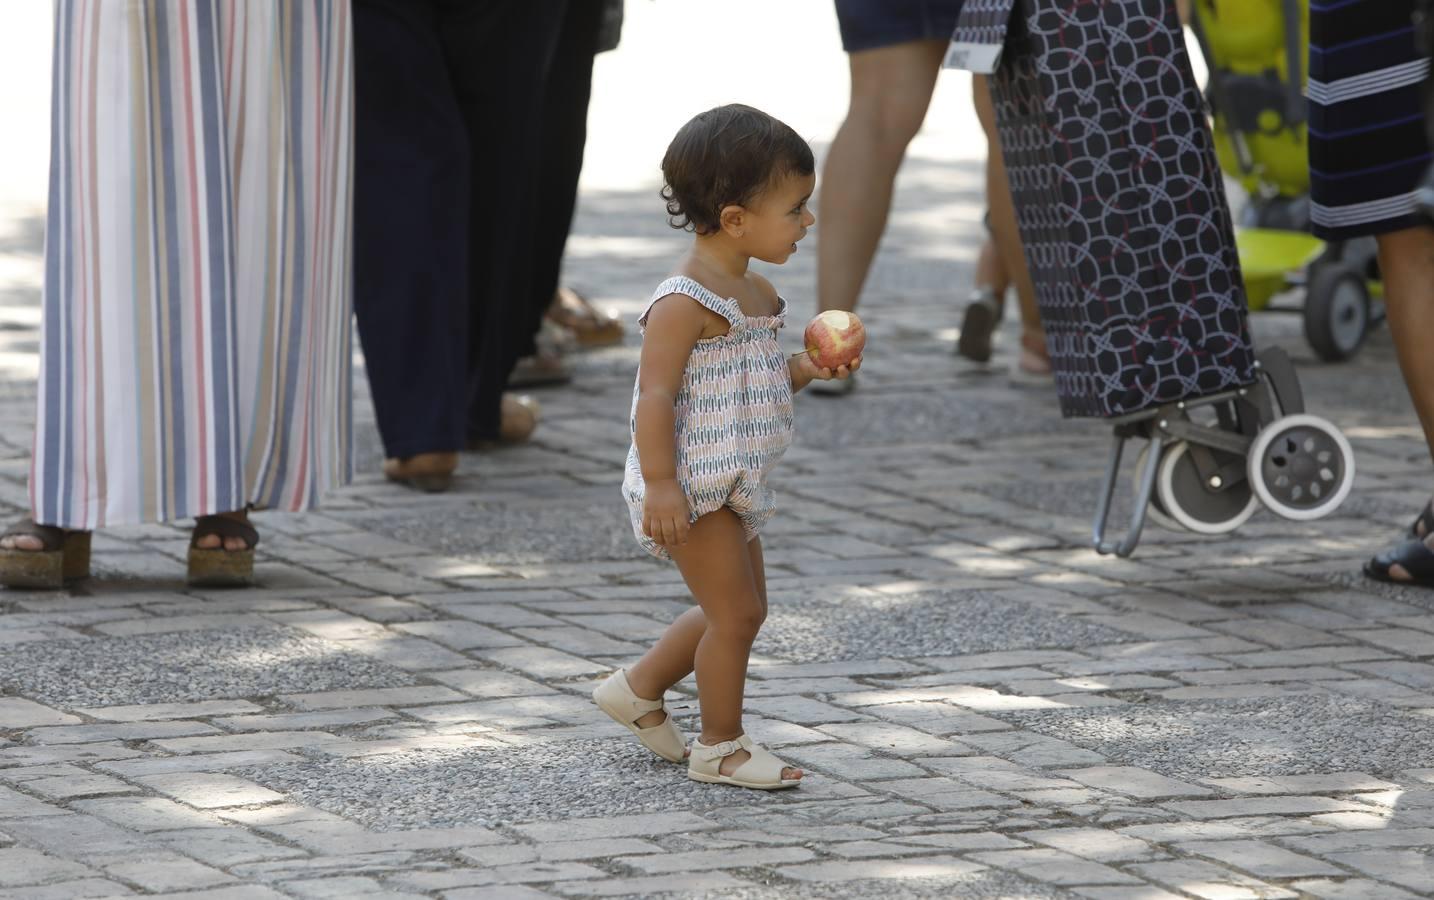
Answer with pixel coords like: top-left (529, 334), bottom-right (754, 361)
top-left (1365, 537), bottom-right (1434, 590)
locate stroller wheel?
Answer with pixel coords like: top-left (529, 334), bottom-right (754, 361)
top-left (1304, 264), bottom-right (1371, 363)
top-left (1155, 442), bottom-right (1259, 535)
top-left (1247, 414), bottom-right (1355, 521)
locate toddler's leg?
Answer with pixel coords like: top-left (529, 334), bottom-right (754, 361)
top-left (672, 510), bottom-right (799, 780)
top-left (624, 605), bottom-right (707, 729)
top-left (625, 532), bottom-right (769, 722)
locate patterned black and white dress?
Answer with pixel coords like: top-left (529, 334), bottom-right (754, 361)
top-left (1308, 0), bottom-right (1433, 239)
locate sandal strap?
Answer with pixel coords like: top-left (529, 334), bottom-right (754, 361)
top-left (1413, 500), bottom-right (1434, 539)
top-left (692, 734), bottom-right (753, 763)
top-left (191, 515), bottom-right (260, 550)
top-left (1, 518), bottom-right (66, 551)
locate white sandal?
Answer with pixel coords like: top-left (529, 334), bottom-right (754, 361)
top-left (592, 669), bottom-right (687, 763)
top-left (688, 735), bottom-right (802, 791)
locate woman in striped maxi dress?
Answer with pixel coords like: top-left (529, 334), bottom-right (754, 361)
top-left (1308, 0), bottom-right (1434, 588)
top-left (0, 1), bottom-right (353, 589)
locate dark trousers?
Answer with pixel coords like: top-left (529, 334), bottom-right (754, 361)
top-left (353, 0), bottom-right (564, 455)
top-left (520, 0), bottom-right (605, 357)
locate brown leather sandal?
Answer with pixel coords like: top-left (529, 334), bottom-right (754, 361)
top-left (188, 514), bottom-right (259, 588)
top-left (383, 451), bottom-right (458, 493)
top-left (0, 519), bottom-right (91, 589)
top-left (547, 286), bottom-right (624, 349)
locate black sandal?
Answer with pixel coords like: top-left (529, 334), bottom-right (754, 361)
top-left (188, 514), bottom-right (259, 588)
top-left (1365, 537), bottom-right (1434, 589)
top-left (0, 519), bottom-right (91, 590)
top-left (1410, 499), bottom-right (1434, 540)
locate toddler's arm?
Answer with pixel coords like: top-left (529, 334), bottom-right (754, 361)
top-left (634, 294), bottom-right (708, 548)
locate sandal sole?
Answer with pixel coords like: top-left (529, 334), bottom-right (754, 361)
top-left (688, 771), bottom-right (802, 790)
top-left (187, 548), bottom-right (255, 588)
top-left (0, 532), bottom-right (91, 590)
top-left (592, 686), bottom-right (686, 763)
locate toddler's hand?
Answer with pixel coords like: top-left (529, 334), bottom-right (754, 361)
top-left (796, 351), bottom-right (863, 383)
top-left (642, 479), bottom-right (691, 548)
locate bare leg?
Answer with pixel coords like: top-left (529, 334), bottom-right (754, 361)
top-left (817, 40), bottom-right (948, 314)
top-left (627, 509), bottom-right (798, 780)
top-left (625, 605), bottom-right (706, 727)
top-left (625, 533), bottom-right (770, 727)
top-left (974, 74), bottom-right (1047, 364)
top-left (1378, 228), bottom-right (1434, 460)
top-left (975, 234), bottom-right (1010, 300)
top-left (1374, 227), bottom-right (1434, 580)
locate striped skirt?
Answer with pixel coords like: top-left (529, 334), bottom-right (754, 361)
top-left (35, 1), bottom-right (354, 530)
top-left (1308, 0), bottom-right (1433, 240)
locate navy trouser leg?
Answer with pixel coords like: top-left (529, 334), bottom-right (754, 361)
top-left (352, 0), bottom-right (469, 459)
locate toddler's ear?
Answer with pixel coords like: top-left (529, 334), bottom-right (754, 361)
top-left (718, 204), bottom-right (747, 238)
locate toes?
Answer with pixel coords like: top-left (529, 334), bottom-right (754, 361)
top-left (1390, 564), bottom-right (1413, 583)
top-left (195, 535), bottom-right (221, 550)
top-left (224, 536), bottom-right (246, 552)
top-left (784, 767), bottom-right (803, 780)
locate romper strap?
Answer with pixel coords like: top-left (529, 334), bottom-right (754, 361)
top-left (638, 276), bottom-right (745, 334)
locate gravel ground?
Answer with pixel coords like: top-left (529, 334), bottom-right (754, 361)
top-left (358, 502), bottom-right (650, 564)
top-left (708, 871), bottom-right (1079, 900)
top-left (1000, 693), bottom-right (1434, 778)
top-left (240, 739), bottom-right (796, 830)
top-left (0, 627), bottom-right (417, 707)
top-left (755, 590), bottom-right (1136, 663)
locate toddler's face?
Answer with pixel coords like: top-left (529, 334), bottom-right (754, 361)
top-left (741, 172), bottom-right (816, 265)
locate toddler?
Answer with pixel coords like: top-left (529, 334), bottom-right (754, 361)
top-left (593, 104), bottom-right (860, 790)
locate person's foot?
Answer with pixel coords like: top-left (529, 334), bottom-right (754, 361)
top-left (547, 286), bottom-right (625, 349)
top-left (957, 288), bottom-right (1003, 363)
top-left (192, 510), bottom-right (253, 552)
top-left (0, 531), bottom-right (43, 552)
top-left (508, 349), bottom-right (573, 389)
top-left (1009, 332), bottom-right (1054, 387)
top-left (1367, 532), bottom-right (1434, 587)
top-left (384, 452), bottom-right (459, 493)
top-left (701, 734), bottom-right (802, 781)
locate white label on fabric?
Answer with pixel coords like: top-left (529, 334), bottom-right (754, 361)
top-left (944, 41), bottom-right (1003, 73)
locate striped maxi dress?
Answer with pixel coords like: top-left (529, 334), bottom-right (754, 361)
top-left (1308, 0), bottom-right (1433, 240)
top-left (34, 1), bottom-right (354, 531)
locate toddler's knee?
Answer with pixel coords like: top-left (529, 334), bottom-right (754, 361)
top-left (715, 607), bottom-right (766, 644)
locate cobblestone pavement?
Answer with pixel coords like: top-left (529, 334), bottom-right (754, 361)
top-left (6, 15), bottom-right (1434, 900)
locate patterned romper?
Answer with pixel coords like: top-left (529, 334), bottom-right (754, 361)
top-left (623, 276), bottom-right (796, 560)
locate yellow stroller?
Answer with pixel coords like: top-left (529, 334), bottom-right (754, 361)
top-left (1190, 0), bottom-right (1384, 362)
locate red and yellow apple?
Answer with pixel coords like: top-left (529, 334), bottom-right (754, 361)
top-left (804, 310), bottom-right (866, 370)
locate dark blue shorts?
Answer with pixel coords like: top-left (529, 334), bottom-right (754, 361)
top-left (834, 0), bottom-right (966, 53)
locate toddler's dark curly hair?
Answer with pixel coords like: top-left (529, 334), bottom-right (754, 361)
top-left (660, 104), bottom-right (814, 235)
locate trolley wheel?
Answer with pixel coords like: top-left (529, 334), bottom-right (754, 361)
top-left (1246, 413), bottom-right (1355, 521)
top-left (1133, 445), bottom-right (1181, 532)
top-left (1304, 263), bottom-right (1370, 362)
top-left (1155, 441), bottom-right (1259, 535)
